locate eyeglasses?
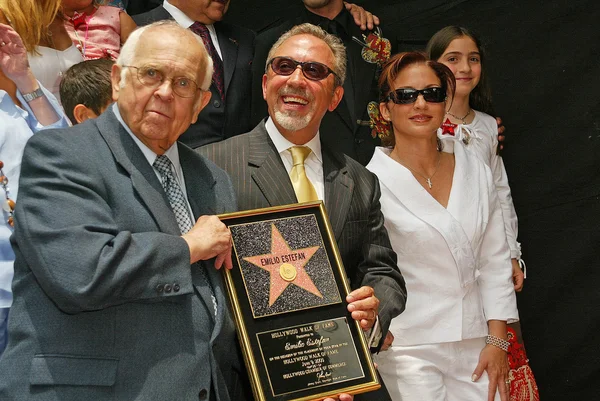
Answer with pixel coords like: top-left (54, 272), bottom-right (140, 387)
top-left (386, 87), bottom-right (446, 104)
top-left (122, 65), bottom-right (201, 98)
top-left (267, 56), bottom-right (338, 82)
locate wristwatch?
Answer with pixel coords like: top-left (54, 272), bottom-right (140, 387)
top-left (22, 87), bottom-right (44, 103)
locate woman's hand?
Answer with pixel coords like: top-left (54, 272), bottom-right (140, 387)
top-left (381, 330), bottom-right (394, 351)
top-left (0, 23), bottom-right (30, 85)
top-left (472, 344), bottom-right (510, 401)
top-left (512, 258), bottom-right (524, 292)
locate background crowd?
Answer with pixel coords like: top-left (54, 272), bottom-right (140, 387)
top-left (0, 1), bottom-right (597, 400)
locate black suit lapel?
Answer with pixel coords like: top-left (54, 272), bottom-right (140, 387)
top-left (215, 23), bottom-right (238, 93)
top-left (248, 125), bottom-right (298, 206)
top-left (323, 149), bottom-right (353, 240)
top-left (96, 108), bottom-right (181, 235)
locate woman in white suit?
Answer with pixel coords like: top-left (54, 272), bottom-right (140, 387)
top-left (366, 52), bottom-right (518, 401)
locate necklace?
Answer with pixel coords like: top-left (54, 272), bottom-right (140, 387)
top-left (446, 108), bottom-right (472, 124)
top-left (396, 151), bottom-right (442, 189)
top-left (0, 161), bottom-right (15, 227)
top-left (46, 31), bottom-right (66, 77)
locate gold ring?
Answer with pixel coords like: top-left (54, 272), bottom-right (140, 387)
top-left (505, 379), bottom-right (510, 385)
top-left (0, 41), bottom-right (5, 47)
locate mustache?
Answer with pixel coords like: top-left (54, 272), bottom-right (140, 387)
top-left (278, 87), bottom-right (314, 101)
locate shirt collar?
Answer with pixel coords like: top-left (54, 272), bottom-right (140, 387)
top-left (163, 0), bottom-right (217, 36)
top-left (265, 117), bottom-right (322, 164)
top-left (112, 103), bottom-right (180, 167)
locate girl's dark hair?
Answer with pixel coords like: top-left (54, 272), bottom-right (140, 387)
top-left (425, 26), bottom-right (494, 116)
top-left (378, 51), bottom-right (456, 147)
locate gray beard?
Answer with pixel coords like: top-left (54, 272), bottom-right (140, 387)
top-left (273, 109), bottom-right (312, 132)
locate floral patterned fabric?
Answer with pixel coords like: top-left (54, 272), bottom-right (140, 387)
top-left (507, 323), bottom-right (540, 401)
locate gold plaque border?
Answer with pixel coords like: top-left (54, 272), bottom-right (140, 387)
top-left (220, 201), bottom-right (380, 401)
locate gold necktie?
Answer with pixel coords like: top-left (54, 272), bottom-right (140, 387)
top-left (289, 146), bottom-right (318, 202)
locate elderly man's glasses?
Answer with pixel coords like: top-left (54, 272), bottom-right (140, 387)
top-left (123, 65), bottom-right (201, 98)
top-left (386, 87), bottom-right (446, 104)
top-left (268, 57), bottom-right (338, 82)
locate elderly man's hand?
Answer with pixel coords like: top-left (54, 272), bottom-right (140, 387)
top-left (347, 286), bottom-right (379, 330)
top-left (344, 2), bottom-right (380, 31)
top-left (182, 215), bottom-right (233, 269)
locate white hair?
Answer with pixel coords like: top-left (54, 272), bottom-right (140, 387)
top-left (116, 21), bottom-right (213, 91)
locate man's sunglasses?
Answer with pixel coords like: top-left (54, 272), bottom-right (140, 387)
top-left (386, 87), bottom-right (446, 104)
top-left (268, 56), bottom-right (338, 82)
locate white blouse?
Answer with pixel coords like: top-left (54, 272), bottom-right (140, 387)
top-left (28, 45), bottom-right (84, 105)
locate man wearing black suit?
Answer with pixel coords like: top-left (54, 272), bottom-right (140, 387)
top-left (252, 0), bottom-right (385, 165)
top-left (199, 23), bottom-right (406, 400)
top-left (133, 0), bottom-right (254, 148)
top-left (0, 22), bottom-right (248, 401)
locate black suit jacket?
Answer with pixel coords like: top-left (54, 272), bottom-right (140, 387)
top-left (133, 6), bottom-right (255, 148)
top-left (0, 108), bottom-right (249, 401)
top-left (199, 121), bottom-right (407, 349)
top-left (251, 8), bottom-right (382, 165)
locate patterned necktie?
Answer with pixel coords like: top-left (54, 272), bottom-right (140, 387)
top-left (153, 155), bottom-right (217, 315)
top-left (289, 146), bottom-right (318, 202)
top-left (190, 22), bottom-right (225, 100)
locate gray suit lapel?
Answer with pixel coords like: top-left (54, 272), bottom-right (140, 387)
top-left (96, 109), bottom-right (181, 235)
top-left (179, 143), bottom-right (217, 217)
top-left (248, 126), bottom-right (298, 206)
top-left (323, 149), bottom-right (353, 240)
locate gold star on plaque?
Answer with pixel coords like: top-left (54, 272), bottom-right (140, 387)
top-left (243, 224), bottom-right (322, 306)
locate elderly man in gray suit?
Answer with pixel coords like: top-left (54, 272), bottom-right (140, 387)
top-left (199, 23), bottom-right (407, 400)
top-left (0, 21), bottom-right (246, 401)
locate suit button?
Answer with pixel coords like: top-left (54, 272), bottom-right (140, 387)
top-left (173, 284), bottom-right (181, 293)
top-left (355, 138), bottom-right (364, 144)
top-left (213, 99), bottom-right (221, 108)
top-left (164, 284), bottom-right (172, 293)
top-left (155, 284), bottom-right (164, 293)
top-left (198, 389), bottom-right (208, 400)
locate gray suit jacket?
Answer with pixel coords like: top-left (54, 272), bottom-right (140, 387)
top-left (198, 122), bottom-right (407, 351)
top-left (0, 108), bottom-right (248, 401)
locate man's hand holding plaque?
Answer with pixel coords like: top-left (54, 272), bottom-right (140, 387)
top-left (347, 286), bottom-right (379, 331)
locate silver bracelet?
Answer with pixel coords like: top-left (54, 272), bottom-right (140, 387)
top-left (485, 334), bottom-right (510, 352)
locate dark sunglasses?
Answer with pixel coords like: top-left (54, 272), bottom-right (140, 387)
top-left (268, 56), bottom-right (338, 81)
top-left (386, 87), bottom-right (446, 104)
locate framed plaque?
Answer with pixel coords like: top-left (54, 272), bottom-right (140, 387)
top-left (219, 202), bottom-right (380, 401)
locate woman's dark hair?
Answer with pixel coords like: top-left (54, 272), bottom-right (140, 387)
top-left (378, 51), bottom-right (456, 147)
top-left (425, 26), bottom-right (494, 116)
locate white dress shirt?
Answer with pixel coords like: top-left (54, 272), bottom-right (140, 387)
top-left (162, 0), bottom-right (223, 60)
top-left (265, 117), bottom-right (382, 346)
top-left (112, 104), bottom-right (194, 220)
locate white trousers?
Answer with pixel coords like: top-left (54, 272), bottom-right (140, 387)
top-left (374, 337), bottom-right (501, 401)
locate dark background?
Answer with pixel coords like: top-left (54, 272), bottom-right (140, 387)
top-left (133, 1), bottom-right (600, 399)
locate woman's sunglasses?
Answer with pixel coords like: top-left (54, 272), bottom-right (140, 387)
top-left (386, 87), bottom-right (446, 104)
top-left (268, 56), bottom-right (338, 81)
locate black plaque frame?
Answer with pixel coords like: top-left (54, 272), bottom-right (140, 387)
top-left (219, 202), bottom-right (380, 401)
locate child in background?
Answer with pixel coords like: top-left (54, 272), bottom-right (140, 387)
top-left (62, 0), bottom-right (136, 60)
top-left (426, 26), bottom-right (539, 401)
top-left (59, 58), bottom-right (113, 124)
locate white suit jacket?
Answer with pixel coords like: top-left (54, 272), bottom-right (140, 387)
top-left (367, 144), bottom-right (518, 346)
top-left (438, 110), bottom-right (521, 259)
